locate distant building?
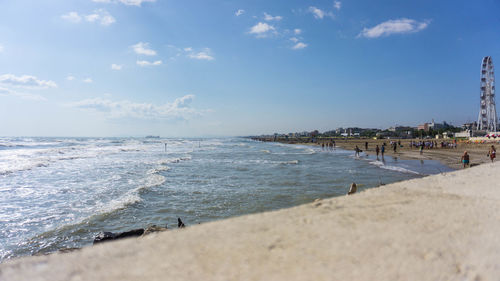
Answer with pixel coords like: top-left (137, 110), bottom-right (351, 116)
top-left (429, 119), bottom-right (446, 130)
top-left (462, 122), bottom-right (476, 130)
top-left (455, 130), bottom-right (473, 138)
top-left (417, 123), bottom-right (429, 131)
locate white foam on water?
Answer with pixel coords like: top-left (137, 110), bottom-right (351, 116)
top-left (369, 160), bottom-right (420, 175)
top-left (96, 192), bottom-right (141, 214)
top-left (157, 156), bottom-right (192, 165)
top-left (147, 165), bottom-right (171, 174)
top-left (281, 160), bottom-right (299, 165)
top-left (135, 174), bottom-right (167, 193)
top-left (261, 150), bottom-right (271, 154)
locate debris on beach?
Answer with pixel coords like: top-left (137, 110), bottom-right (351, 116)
top-left (347, 183), bottom-right (357, 195)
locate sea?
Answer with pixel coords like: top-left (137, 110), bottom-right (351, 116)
top-left (0, 137), bottom-right (453, 262)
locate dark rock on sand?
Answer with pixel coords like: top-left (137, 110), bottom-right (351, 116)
top-left (142, 225), bottom-right (168, 236)
top-left (178, 218), bottom-right (186, 228)
top-left (93, 228), bottom-right (145, 244)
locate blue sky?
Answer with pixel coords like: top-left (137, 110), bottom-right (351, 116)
top-left (0, 0), bottom-right (499, 137)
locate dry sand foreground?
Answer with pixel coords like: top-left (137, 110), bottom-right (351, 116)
top-left (1, 163), bottom-right (500, 280)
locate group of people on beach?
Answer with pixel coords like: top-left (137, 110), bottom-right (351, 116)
top-left (321, 141), bottom-right (336, 151)
top-left (349, 139), bottom-right (497, 169)
top-left (410, 140), bottom-right (458, 150)
top-left (461, 145), bottom-right (496, 168)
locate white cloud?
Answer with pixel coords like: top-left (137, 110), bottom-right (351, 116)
top-left (0, 44), bottom-right (4, 52)
top-left (249, 22), bottom-right (275, 37)
top-left (111, 64), bottom-right (123, 70)
top-left (358, 18), bottom-right (430, 38)
top-left (334, 1), bottom-right (342, 10)
top-left (182, 47), bottom-right (215, 61)
top-left (69, 94), bottom-right (204, 120)
top-left (136, 60), bottom-right (162, 66)
top-left (62, 9), bottom-right (115, 26)
top-left (292, 42), bottom-right (307, 50)
top-left (309, 7), bottom-right (325, 19)
top-left (92, 0), bottom-right (155, 6)
top-left (0, 87), bottom-right (46, 101)
top-left (235, 9), bottom-right (245, 16)
top-left (308, 6), bottom-right (334, 19)
top-left (61, 12), bottom-right (82, 23)
top-left (188, 51), bottom-right (214, 61)
top-left (118, 0), bottom-right (155, 6)
top-left (264, 12), bottom-right (282, 21)
top-left (294, 29), bottom-right (302, 35)
top-left (83, 78), bottom-right (93, 83)
top-left (132, 42), bottom-right (157, 56)
top-left (66, 75), bottom-right (75, 81)
top-left (85, 9), bottom-right (116, 26)
top-left (290, 37), bottom-right (299, 43)
top-left (0, 74), bottom-right (57, 89)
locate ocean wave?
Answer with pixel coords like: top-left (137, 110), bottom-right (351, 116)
top-left (279, 160), bottom-right (299, 165)
top-left (261, 150), bottom-right (271, 154)
top-left (369, 161), bottom-right (420, 175)
top-left (157, 156), bottom-right (192, 165)
top-left (100, 192), bottom-right (142, 213)
top-left (147, 165), bottom-right (171, 174)
top-left (272, 148), bottom-right (315, 155)
top-left (0, 158), bottom-right (52, 175)
top-left (23, 172), bottom-right (167, 249)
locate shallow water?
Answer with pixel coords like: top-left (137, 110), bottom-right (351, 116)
top-left (0, 137), bottom-right (453, 262)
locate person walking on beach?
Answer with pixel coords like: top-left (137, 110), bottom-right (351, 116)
top-left (393, 142), bottom-right (397, 153)
top-left (381, 144), bottom-right (385, 157)
top-left (419, 144), bottom-right (424, 155)
top-left (461, 151), bottom-right (470, 168)
top-left (488, 145), bottom-right (496, 162)
top-left (365, 141), bottom-right (368, 150)
top-left (355, 146), bottom-right (360, 157)
top-left (375, 145), bottom-right (380, 158)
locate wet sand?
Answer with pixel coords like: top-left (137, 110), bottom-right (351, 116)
top-left (310, 139), bottom-right (498, 170)
top-left (1, 161), bottom-right (499, 281)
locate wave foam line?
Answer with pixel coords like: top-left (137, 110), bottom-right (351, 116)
top-left (369, 161), bottom-right (420, 175)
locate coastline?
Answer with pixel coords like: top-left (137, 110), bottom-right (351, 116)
top-left (1, 161), bottom-right (499, 280)
top-left (256, 138), bottom-right (498, 170)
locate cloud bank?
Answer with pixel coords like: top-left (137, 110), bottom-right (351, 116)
top-left (69, 94), bottom-right (205, 120)
top-left (359, 18), bottom-right (430, 38)
top-left (61, 9), bottom-right (115, 26)
top-left (0, 74), bottom-right (57, 89)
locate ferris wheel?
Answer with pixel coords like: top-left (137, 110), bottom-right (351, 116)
top-left (477, 56), bottom-right (497, 132)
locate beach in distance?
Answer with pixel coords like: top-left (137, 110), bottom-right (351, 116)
top-left (253, 137), bottom-right (499, 170)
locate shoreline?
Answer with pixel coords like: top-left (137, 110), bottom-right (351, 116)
top-left (1, 161), bottom-right (499, 280)
top-left (254, 138), bottom-right (498, 170)
top-left (0, 137), bottom-right (456, 263)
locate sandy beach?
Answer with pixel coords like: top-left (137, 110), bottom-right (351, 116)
top-left (296, 138), bottom-right (498, 170)
top-left (1, 160), bottom-right (499, 280)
